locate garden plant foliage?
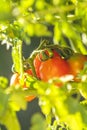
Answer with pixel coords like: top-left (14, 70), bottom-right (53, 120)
top-left (1, 0), bottom-right (87, 130)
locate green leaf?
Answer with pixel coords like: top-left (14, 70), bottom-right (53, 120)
top-left (9, 88), bottom-right (27, 111)
top-left (0, 109), bottom-right (20, 130)
top-left (34, 81), bottom-right (87, 130)
top-left (62, 21), bottom-right (87, 54)
top-left (0, 88), bottom-right (10, 117)
top-left (80, 100), bottom-right (87, 109)
top-left (30, 113), bottom-right (47, 130)
top-left (53, 22), bottom-right (62, 44)
top-left (0, 0), bottom-right (13, 21)
top-left (78, 82), bottom-right (87, 99)
top-left (64, 97), bottom-right (87, 130)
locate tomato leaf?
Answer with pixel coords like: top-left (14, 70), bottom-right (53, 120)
top-left (0, 88), bottom-right (10, 117)
top-left (30, 113), bottom-right (47, 130)
top-left (0, 109), bottom-right (20, 130)
top-left (9, 88), bottom-right (27, 111)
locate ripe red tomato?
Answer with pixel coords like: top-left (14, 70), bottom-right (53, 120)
top-left (34, 49), bottom-right (61, 79)
top-left (67, 53), bottom-right (87, 78)
top-left (10, 69), bottom-right (35, 102)
top-left (39, 56), bottom-right (71, 82)
top-left (33, 54), bottom-right (42, 78)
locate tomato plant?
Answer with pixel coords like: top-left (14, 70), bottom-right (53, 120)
top-left (1, 0), bottom-right (87, 130)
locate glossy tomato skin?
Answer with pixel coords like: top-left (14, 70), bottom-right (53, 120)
top-left (34, 54), bottom-right (42, 78)
top-left (67, 53), bottom-right (87, 77)
top-left (39, 56), bottom-right (71, 81)
top-left (34, 50), bottom-right (61, 79)
top-left (10, 69), bottom-right (35, 102)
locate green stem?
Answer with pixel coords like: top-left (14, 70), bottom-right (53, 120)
top-left (27, 58), bottom-right (37, 77)
top-left (12, 39), bottom-right (24, 75)
top-left (18, 40), bottom-right (24, 75)
top-left (36, 2), bottom-right (87, 16)
top-left (36, 5), bottom-right (75, 16)
top-left (46, 113), bottom-right (52, 129)
top-left (44, 44), bottom-right (74, 59)
top-left (37, 39), bottom-right (49, 50)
